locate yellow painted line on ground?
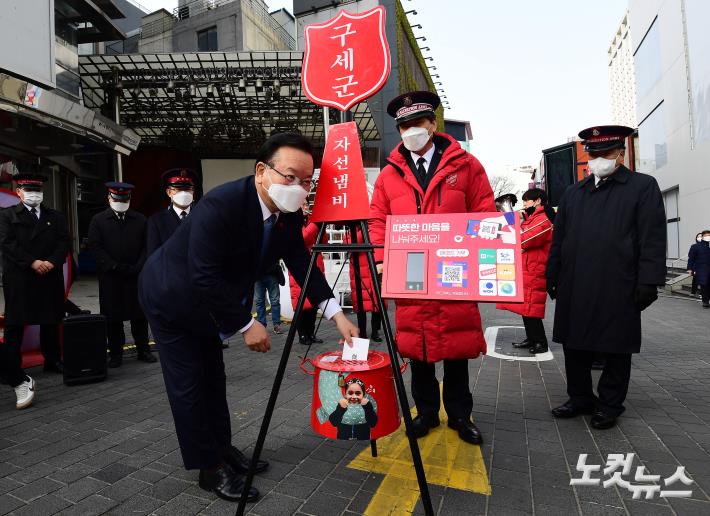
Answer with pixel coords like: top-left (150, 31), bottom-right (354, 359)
top-left (347, 396), bottom-right (491, 515)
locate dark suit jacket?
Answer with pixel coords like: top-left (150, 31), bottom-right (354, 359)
top-left (0, 203), bottom-right (70, 324)
top-left (146, 207), bottom-right (182, 255)
top-left (138, 176), bottom-right (333, 336)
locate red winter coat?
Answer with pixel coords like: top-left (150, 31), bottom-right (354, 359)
top-left (369, 133), bottom-right (496, 363)
top-left (345, 228), bottom-right (386, 313)
top-left (290, 220), bottom-right (327, 310)
top-left (497, 206), bottom-right (553, 319)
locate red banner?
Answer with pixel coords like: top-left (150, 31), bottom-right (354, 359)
top-left (310, 122), bottom-right (370, 223)
top-left (302, 6), bottom-right (390, 111)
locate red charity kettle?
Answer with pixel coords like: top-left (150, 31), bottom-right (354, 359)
top-left (300, 350), bottom-right (405, 441)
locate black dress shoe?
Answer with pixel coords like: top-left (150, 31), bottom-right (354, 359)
top-left (409, 414), bottom-right (440, 438)
top-left (108, 356), bottom-right (122, 368)
top-left (136, 352), bottom-right (157, 363)
top-left (590, 411), bottom-right (617, 430)
top-left (448, 418), bottom-right (483, 445)
top-left (529, 342), bottom-right (549, 354)
top-left (224, 445), bottom-right (270, 474)
top-left (299, 336), bottom-right (313, 346)
top-left (371, 332), bottom-right (383, 343)
top-left (551, 400), bottom-right (595, 419)
top-left (310, 335), bottom-right (324, 344)
top-left (512, 338), bottom-right (533, 348)
top-left (198, 464), bottom-right (259, 502)
top-left (43, 361), bottom-right (64, 374)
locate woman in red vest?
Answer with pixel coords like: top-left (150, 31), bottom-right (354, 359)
top-left (497, 188), bottom-right (555, 354)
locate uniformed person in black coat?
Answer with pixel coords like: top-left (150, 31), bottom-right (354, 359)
top-left (146, 169), bottom-right (196, 255)
top-left (0, 174), bottom-right (70, 408)
top-left (88, 182), bottom-right (156, 368)
top-left (546, 125), bottom-right (667, 430)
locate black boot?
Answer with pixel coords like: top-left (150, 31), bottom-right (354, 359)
top-left (371, 331), bottom-right (382, 343)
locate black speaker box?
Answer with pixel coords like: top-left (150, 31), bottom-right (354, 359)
top-left (63, 314), bottom-right (107, 386)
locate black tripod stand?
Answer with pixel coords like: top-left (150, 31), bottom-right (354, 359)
top-left (236, 219), bottom-right (433, 516)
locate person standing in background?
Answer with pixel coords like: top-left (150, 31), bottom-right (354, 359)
top-left (0, 173), bottom-right (70, 408)
top-left (690, 232), bottom-right (703, 298)
top-left (497, 188), bottom-right (554, 355)
top-left (688, 230), bottom-right (710, 308)
top-left (147, 169), bottom-right (196, 255)
top-left (254, 262), bottom-right (285, 335)
top-left (89, 183), bottom-right (156, 368)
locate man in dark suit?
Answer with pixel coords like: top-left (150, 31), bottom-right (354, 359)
top-left (0, 173), bottom-right (70, 408)
top-left (146, 168), bottom-right (196, 255)
top-left (88, 183), bottom-right (156, 368)
top-left (139, 133), bottom-right (358, 503)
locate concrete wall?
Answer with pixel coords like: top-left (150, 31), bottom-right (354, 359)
top-left (139, 10), bottom-right (174, 53)
top-left (201, 159), bottom-right (254, 193)
top-left (629, 0), bottom-right (710, 261)
top-left (172, 3), bottom-right (241, 51)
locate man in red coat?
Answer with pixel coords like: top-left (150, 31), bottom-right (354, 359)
top-left (370, 91), bottom-right (495, 444)
top-left (497, 188), bottom-right (554, 354)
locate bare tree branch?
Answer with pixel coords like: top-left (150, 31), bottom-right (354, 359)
top-left (489, 175), bottom-right (518, 199)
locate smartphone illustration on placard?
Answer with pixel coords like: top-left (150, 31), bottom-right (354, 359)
top-left (406, 252), bottom-right (426, 291)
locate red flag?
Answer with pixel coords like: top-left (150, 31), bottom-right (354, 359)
top-left (311, 122), bottom-right (370, 223)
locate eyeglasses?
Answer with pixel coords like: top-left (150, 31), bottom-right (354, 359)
top-left (264, 162), bottom-right (312, 188)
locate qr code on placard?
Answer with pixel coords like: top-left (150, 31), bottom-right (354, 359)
top-left (479, 221), bottom-right (499, 239)
top-left (443, 265), bottom-right (463, 284)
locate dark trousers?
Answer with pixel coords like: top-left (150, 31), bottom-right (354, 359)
top-left (371, 311), bottom-right (382, 335)
top-left (0, 325), bottom-right (37, 387)
top-left (107, 319), bottom-right (149, 358)
top-left (298, 309), bottom-right (317, 339)
top-left (701, 284), bottom-right (710, 304)
top-left (691, 276), bottom-right (699, 295)
top-left (151, 321), bottom-right (232, 470)
top-left (563, 347), bottom-right (632, 417)
top-left (410, 359), bottom-right (472, 420)
top-left (522, 316), bottom-right (547, 343)
top-left (3, 324), bottom-right (60, 373)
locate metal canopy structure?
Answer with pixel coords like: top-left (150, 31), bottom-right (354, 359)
top-left (79, 52), bottom-right (380, 157)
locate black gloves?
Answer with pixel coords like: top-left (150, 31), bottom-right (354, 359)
top-left (546, 278), bottom-right (557, 300)
top-left (635, 284), bottom-right (658, 312)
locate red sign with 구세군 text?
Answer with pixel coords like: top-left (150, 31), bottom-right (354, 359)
top-left (302, 6), bottom-right (391, 111)
top-left (310, 122), bottom-right (370, 223)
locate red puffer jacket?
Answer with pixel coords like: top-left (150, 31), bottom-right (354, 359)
top-left (497, 206), bottom-right (553, 318)
top-left (345, 228), bottom-right (386, 313)
top-left (290, 219), bottom-right (327, 310)
top-left (369, 133), bottom-right (496, 363)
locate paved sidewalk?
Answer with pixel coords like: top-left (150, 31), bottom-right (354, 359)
top-left (1, 277), bottom-right (710, 515)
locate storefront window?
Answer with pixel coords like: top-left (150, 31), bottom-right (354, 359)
top-left (686, 0), bottom-right (710, 144)
top-left (638, 102), bottom-right (667, 173)
top-left (634, 18), bottom-right (661, 99)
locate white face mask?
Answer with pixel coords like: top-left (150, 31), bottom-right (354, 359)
top-left (110, 200), bottom-right (130, 213)
top-left (588, 156), bottom-right (619, 178)
top-left (265, 170), bottom-right (309, 213)
top-left (704, 236), bottom-right (710, 242)
top-left (22, 191), bottom-right (43, 207)
top-left (401, 126), bottom-right (432, 152)
top-left (172, 190), bottom-right (193, 207)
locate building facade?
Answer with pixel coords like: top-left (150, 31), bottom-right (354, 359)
top-left (629, 0), bottom-right (710, 263)
top-left (608, 11), bottom-right (637, 127)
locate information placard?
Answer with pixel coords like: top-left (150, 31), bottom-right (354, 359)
top-left (381, 212), bottom-right (524, 303)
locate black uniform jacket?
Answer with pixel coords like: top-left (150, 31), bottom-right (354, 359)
top-left (546, 166), bottom-right (667, 353)
top-left (0, 203), bottom-right (70, 325)
top-left (88, 208), bottom-right (147, 321)
top-left (138, 176), bottom-right (333, 337)
top-left (147, 206), bottom-right (182, 255)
